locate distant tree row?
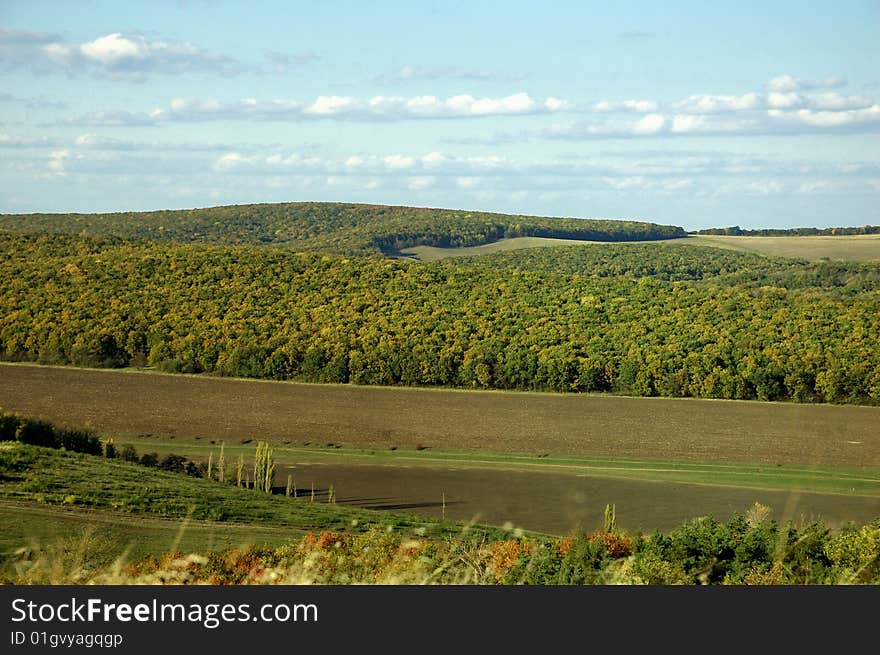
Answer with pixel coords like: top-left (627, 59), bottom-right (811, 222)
top-left (0, 202), bottom-right (686, 255)
top-left (693, 225), bottom-right (880, 236)
top-left (1, 233), bottom-right (878, 405)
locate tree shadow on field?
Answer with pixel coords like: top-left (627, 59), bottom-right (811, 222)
top-left (351, 499), bottom-right (464, 512)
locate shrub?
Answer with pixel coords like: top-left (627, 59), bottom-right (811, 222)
top-left (120, 445), bottom-right (139, 462)
top-left (0, 411), bottom-right (21, 440)
top-left (139, 452), bottom-right (159, 467)
top-left (555, 532), bottom-right (613, 584)
top-left (824, 524), bottom-right (880, 583)
top-left (58, 428), bottom-right (103, 456)
top-left (158, 454), bottom-right (188, 474)
top-left (15, 418), bottom-right (60, 448)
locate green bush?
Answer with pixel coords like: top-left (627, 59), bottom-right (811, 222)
top-left (120, 445), bottom-right (139, 462)
top-left (824, 523), bottom-right (880, 583)
top-left (15, 418), bottom-right (60, 448)
top-left (139, 452), bottom-right (159, 467)
top-left (0, 411), bottom-right (21, 441)
top-left (159, 454), bottom-right (187, 474)
top-left (58, 428), bottom-right (103, 456)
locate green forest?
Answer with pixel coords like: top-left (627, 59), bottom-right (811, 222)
top-left (0, 202), bottom-right (684, 255)
top-left (1, 214), bottom-right (878, 404)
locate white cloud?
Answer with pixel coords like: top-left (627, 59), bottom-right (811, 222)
top-left (631, 113), bottom-right (666, 135)
top-left (421, 151), bottom-right (446, 167)
top-left (768, 104), bottom-right (880, 128)
top-left (2, 28), bottom-right (240, 80)
top-left (593, 100), bottom-right (658, 113)
top-left (675, 93), bottom-right (761, 113)
top-left (47, 149), bottom-right (70, 174)
top-left (766, 74), bottom-right (846, 92)
top-left (79, 33), bottom-right (144, 64)
top-left (383, 155), bottom-right (415, 169)
top-left (808, 93), bottom-right (873, 111)
top-left (134, 92), bottom-right (570, 124)
top-left (305, 96), bottom-right (355, 115)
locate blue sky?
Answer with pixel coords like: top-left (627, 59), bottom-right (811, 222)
top-left (1, 0), bottom-right (878, 229)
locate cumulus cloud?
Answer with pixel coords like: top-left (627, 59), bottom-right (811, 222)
top-left (593, 99), bottom-right (659, 113)
top-left (92, 92), bottom-right (570, 124)
top-left (674, 93), bottom-right (761, 113)
top-left (540, 78), bottom-right (879, 141)
top-left (765, 74), bottom-right (847, 92)
top-left (1, 27), bottom-right (241, 79)
top-left (631, 113), bottom-right (666, 135)
top-left (767, 104), bottom-right (880, 129)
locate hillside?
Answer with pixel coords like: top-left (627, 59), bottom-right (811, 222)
top-left (1, 233), bottom-right (878, 404)
top-left (0, 202), bottom-right (686, 255)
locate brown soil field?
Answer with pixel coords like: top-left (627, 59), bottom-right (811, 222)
top-left (1, 363), bottom-right (878, 467)
top-left (284, 462), bottom-right (880, 534)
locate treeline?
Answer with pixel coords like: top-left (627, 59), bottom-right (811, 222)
top-left (694, 225), bottom-right (880, 236)
top-left (1, 233), bottom-right (878, 404)
top-left (0, 407), bottom-right (221, 477)
top-left (0, 202), bottom-right (685, 255)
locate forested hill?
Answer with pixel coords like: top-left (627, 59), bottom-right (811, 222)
top-left (0, 202), bottom-right (685, 255)
top-left (2, 233), bottom-right (878, 405)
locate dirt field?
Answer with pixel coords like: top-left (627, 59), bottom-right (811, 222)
top-left (283, 461), bottom-right (880, 534)
top-left (1, 363), bottom-right (878, 467)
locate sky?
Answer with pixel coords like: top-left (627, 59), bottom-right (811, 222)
top-left (1, 0), bottom-right (878, 230)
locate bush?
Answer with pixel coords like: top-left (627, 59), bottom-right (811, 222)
top-left (58, 428), bottom-right (103, 456)
top-left (120, 445), bottom-right (139, 462)
top-left (15, 418), bottom-right (60, 448)
top-left (139, 452), bottom-right (159, 467)
top-left (0, 411), bottom-right (21, 440)
top-left (159, 454), bottom-right (187, 474)
top-left (824, 524), bottom-right (880, 583)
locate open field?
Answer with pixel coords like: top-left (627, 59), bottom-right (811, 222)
top-left (2, 363), bottom-right (877, 467)
top-left (688, 234), bottom-right (880, 261)
top-left (1, 363), bottom-right (877, 535)
top-left (397, 234), bottom-right (880, 262)
top-left (99, 437), bottom-right (880, 534)
top-left (398, 236), bottom-right (635, 261)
